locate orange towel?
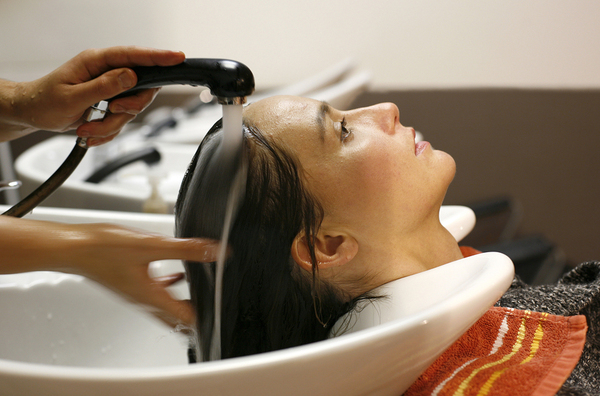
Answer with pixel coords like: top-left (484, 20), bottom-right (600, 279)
top-left (404, 306), bottom-right (587, 396)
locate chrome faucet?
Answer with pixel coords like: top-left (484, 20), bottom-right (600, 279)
top-left (0, 180), bottom-right (21, 192)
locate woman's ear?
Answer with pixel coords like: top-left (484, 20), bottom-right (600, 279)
top-left (291, 231), bottom-right (358, 272)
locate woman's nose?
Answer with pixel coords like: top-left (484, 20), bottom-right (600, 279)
top-left (360, 102), bottom-right (399, 135)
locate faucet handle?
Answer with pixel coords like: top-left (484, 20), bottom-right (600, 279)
top-left (0, 180), bottom-right (22, 192)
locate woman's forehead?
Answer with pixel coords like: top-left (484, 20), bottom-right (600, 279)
top-left (244, 96), bottom-right (323, 137)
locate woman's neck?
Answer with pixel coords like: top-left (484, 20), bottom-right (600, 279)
top-left (360, 215), bottom-right (465, 289)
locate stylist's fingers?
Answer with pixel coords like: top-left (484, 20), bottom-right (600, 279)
top-left (154, 273), bottom-right (186, 287)
top-left (144, 275), bottom-right (196, 326)
top-left (108, 87), bottom-right (161, 115)
top-left (72, 67), bottom-right (138, 108)
top-left (76, 111), bottom-right (135, 142)
top-left (84, 134), bottom-right (119, 147)
top-left (151, 237), bottom-right (223, 263)
top-left (77, 47), bottom-right (185, 80)
top-left (68, 46), bottom-right (184, 107)
top-left (138, 238), bottom-right (223, 326)
top-left (75, 88), bottom-right (159, 147)
top-left (141, 286), bottom-right (196, 327)
top-left (152, 301), bottom-right (195, 328)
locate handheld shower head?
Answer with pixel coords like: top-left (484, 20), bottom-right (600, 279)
top-left (112, 58), bottom-right (255, 104)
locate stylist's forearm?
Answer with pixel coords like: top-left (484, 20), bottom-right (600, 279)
top-left (0, 216), bottom-right (83, 274)
top-left (0, 79), bottom-right (37, 141)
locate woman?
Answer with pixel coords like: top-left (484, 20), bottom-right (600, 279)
top-left (176, 95), bottom-right (464, 360)
top-left (177, 96), bottom-right (600, 395)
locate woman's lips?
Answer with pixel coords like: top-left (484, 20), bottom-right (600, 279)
top-left (415, 141), bottom-right (430, 156)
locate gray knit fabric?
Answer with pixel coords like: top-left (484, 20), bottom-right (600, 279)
top-left (495, 262), bottom-right (600, 395)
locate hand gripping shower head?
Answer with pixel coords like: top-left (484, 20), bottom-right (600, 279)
top-left (2, 58), bottom-right (255, 218)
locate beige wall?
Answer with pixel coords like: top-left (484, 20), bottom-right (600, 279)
top-left (1, 1), bottom-right (600, 90)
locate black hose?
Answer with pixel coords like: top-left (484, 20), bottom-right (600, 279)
top-left (2, 138), bottom-right (88, 218)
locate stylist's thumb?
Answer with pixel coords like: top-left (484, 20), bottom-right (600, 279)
top-left (75, 68), bottom-right (137, 107)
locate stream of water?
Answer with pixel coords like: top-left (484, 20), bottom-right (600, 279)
top-left (209, 104), bottom-right (245, 361)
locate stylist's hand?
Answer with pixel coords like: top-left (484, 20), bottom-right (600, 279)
top-left (10, 46), bottom-right (185, 146)
top-left (67, 222), bottom-right (219, 327)
top-left (1, 216), bottom-right (218, 327)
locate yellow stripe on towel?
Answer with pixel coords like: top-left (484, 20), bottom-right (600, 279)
top-left (521, 313), bottom-right (547, 365)
top-left (431, 315), bottom-right (510, 396)
top-left (476, 313), bottom-right (548, 395)
top-left (453, 311), bottom-right (531, 396)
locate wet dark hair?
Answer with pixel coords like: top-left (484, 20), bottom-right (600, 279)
top-left (175, 118), bottom-right (361, 361)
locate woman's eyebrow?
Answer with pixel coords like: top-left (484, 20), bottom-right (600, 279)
top-left (317, 101), bottom-right (332, 143)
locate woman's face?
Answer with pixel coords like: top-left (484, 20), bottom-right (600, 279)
top-left (243, 96), bottom-right (455, 241)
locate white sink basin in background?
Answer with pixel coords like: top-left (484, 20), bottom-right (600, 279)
top-left (15, 136), bottom-right (194, 213)
top-left (0, 205), bottom-right (509, 396)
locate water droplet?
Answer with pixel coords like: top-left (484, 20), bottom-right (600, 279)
top-left (47, 313), bottom-right (53, 320)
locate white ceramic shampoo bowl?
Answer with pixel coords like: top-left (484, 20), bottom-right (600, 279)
top-left (0, 205), bottom-right (513, 396)
top-left (0, 206), bottom-right (188, 370)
